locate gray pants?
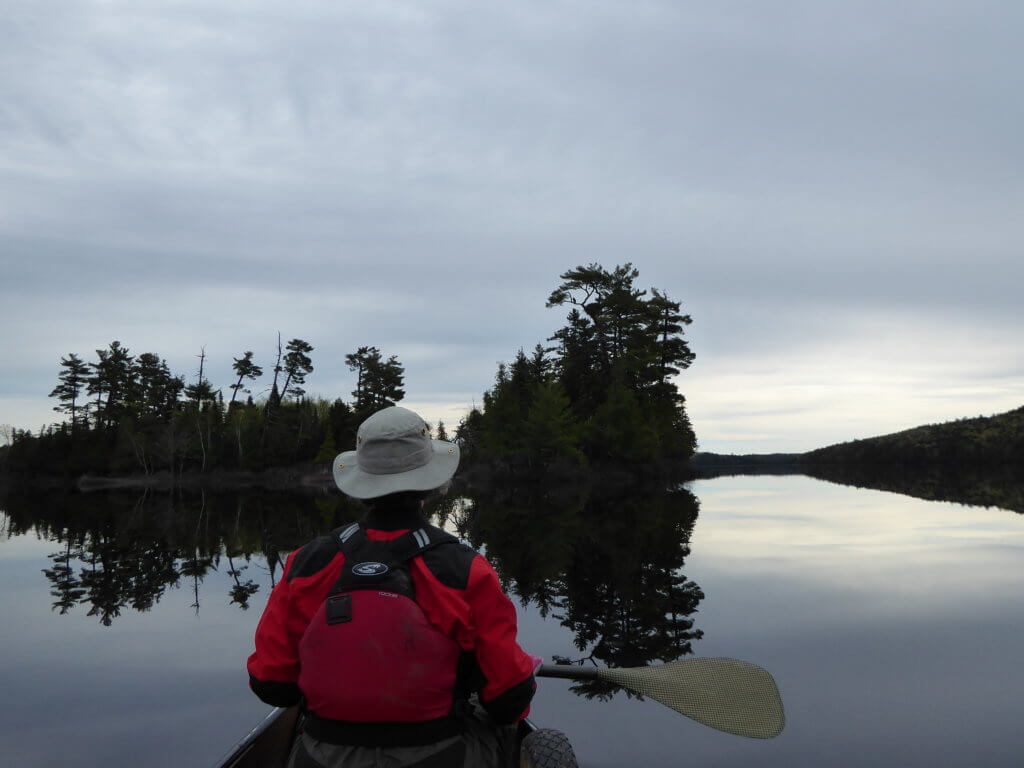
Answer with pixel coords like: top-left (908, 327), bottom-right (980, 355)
top-left (287, 705), bottom-right (518, 768)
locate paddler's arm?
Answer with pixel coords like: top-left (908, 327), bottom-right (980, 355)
top-left (466, 555), bottom-right (538, 723)
top-left (247, 550), bottom-right (303, 707)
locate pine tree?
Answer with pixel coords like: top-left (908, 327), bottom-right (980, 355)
top-left (475, 263), bottom-right (697, 472)
top-left (133, 353), bottom-right (182, 421)
top-left (280, 339), bottom-right (314, 401)
top-left (229, 351), bottom-right (263, 406)
top-left (184, 347), bottom-right (217, 409)
top-left (346, 346), bottom-right (405, 412)
top-left (87, 341), bottom-right (136, 429)
top-left (522, 383), bottom-right (585, 470)
top-left (49, 353), bottom-right (90, 434)
top-left (345, 346), bottom-right (377, 410)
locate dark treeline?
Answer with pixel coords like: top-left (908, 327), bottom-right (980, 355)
top-left (689, 452), bottom-right (804, 477)
top-left (455, 263), bottom-right (697, 480)
top-left (799, 404), bottom-right (1024, 514)
top-left (1, 336), bottom-right (407, 482)
top-left (801, 405), bottom-right (1024, 469)
top-left (2, 262), bottom-right (699, 483)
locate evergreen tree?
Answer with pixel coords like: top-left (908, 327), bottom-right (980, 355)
top-left (480, 363), bottom-right (523, 462)
top-left (184, 347), bottom-right (217, 409)
top-left (133, 352), bottom-right (182, 421)
top-left (586, 375), bottom-right (660, 463)
top-left (315, 430), bottom-right (338, 462)
top-left (328, 398), bottom-right (357, 453)
top-left (454, 408), bottom-right (484, 457)
top-left (280, 339), bottom-right (314, 401)
top-left (546, 264), bottom-right (694, 403)
top-left (49, 353), bottom-right (90, 433)
top-left (522, 383), bottom-right (586, 470)
top-left (546, 263), bottom-right (644, 372)
top-left (475, 263), bottom-right (697, 473)
top-left (87, 341), bottom-right (136, 429)
top-left (365, 353), bottom-right (404, 409)
top-left (345, 346), bottom-right (377, 410)
top-left (346, 346), bottom-right (405, 411)
top-left (267, 334), bottom-right (284, 409)
top-left (229, 351), bottom-right (263, 406)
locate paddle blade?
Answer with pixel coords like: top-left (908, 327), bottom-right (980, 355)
top-left (598, 658), bottom-right (785, 739)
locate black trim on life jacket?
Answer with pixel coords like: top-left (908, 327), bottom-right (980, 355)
top-left (324, 523), bottom-right (460, 607)
top-left (334, 522), bottom-right (458, 560)
top-left (420, 543), bottom-right (477, 590)
top-left (286, 534), bottom-right (341, 582)
top-left (286, 521), bottom-right (476, 588)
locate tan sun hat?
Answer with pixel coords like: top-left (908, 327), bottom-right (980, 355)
top-left (332, 406), bottom-right (460, 499)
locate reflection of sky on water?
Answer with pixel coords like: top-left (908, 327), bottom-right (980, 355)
top-left (670, 477), bottom-right (1024, 768)
top-left (687, 476), bottom-right (1024, 605)
top-left (2, 475), bottom-right (1023, 767)
top-left (0, 526), bottom-right (270, 768)
top-left (521, 476), bottom-right (1024, 767)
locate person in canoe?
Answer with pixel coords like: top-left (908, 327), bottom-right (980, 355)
top-left (247, 405), bottom-right (539, 768)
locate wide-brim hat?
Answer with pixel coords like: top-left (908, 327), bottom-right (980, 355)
top-left (333, 406), bottom-right (460, 500)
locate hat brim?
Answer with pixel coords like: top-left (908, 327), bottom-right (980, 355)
top-left (332, 440), bottom-right (461, 499)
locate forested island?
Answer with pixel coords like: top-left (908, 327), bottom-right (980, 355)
top-left (456, 263), bottom-right (697, 482)
top-left (0, 263), bottom-right (699, 489)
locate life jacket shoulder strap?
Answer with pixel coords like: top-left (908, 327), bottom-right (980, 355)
top-left (389, 524), bottom-right (459, 562)
top-left (329, 522), bottom-right (459, 563)
top-left (331, 522), bottom-right (366, 556)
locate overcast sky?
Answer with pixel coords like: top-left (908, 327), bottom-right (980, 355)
top-left (2, 0), bottom-right (1021, 454)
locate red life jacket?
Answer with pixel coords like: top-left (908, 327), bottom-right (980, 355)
top-left (297, 523), bottom-right (463, 723)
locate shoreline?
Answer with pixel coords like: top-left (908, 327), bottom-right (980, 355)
top-left (0, 463), bottom-right (337, 494)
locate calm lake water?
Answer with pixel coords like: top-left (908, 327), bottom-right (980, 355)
top-left (1, 474), bottom-right (1022, 767)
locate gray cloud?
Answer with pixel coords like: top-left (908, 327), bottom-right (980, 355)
top-left (3, 1), bottom-right (1022, 449)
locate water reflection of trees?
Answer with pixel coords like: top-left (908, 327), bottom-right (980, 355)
top-left (3, 480), bottom-right (704, 695)
top-left (1, 489), bottom-right (362, 625)
top-left (445, 481), bottom-right (704, 699)
top-left (801, 463), bottom-right (1024, 515)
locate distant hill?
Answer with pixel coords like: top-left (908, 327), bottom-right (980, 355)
top-left (690, 407), bottom-right (1024, 513)
top-left (801, 405), bottom-right (1024, 468)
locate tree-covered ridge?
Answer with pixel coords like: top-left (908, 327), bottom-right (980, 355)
top-left (457, 263), bottom-right (697, 476)
top-left (1, 336), bottom-right (408, 479)
top-left (802, 405), bottom-right (1024, 468)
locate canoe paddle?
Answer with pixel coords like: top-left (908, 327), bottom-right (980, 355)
top-left (537, 658), bottom-right (785, 739)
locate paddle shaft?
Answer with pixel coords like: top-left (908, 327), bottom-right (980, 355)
top-left (537, 664), bottom-right (600, 681)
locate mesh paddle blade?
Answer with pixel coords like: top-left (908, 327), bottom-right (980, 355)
top-left (599, 658), bottom-right (785, 739)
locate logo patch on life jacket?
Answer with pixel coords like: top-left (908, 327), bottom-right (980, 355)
top-left (352, 561), bottom-right (389, 576)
